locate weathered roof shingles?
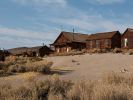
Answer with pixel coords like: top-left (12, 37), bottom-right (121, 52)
top-left (87, 31), bottom-right (119, 40)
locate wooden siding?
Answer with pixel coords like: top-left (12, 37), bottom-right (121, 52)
top-left (111, 32), bottom-right (121, 48)
top-left (121, 29), bottom-right (133, 49)
top-left (86, 39), bottom-right (112, 49)
top-left (86, 31), bottom-right (121, 49)
top-left (54, 33), bottom-right (69, 45)
top-left (53, 32), bottom-right (88, 53)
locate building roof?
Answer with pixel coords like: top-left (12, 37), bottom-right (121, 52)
top-left (87, 31), bottom-right (119, 40)
top-left (53, 31), bottom-right (89, 44)
top-left (127, 28), bottom-right (133, 31)
top-left (122, 28), bottom-right (133, 36)
top-left (28, 46), bottom-right (42, 52)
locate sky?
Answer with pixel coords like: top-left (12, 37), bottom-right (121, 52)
top-left (0, 0), bottom-right (133, 49)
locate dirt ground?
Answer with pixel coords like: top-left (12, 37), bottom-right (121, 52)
top-left (0, 53), bottom-right (133, 84)
top-left (45, 53), bottom-right (133, 80)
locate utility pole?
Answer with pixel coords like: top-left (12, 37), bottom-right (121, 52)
top-left (73, 28), bottom-right (75, 40)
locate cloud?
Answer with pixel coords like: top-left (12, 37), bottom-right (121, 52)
top-left (86, 0), bottom-right (125, 5)
top-left (51, 12), bottom-right (133, 34)
top-left (0, 26), bottom-right (61, 48)
top-left (12, 0), bottom-right (67, 7)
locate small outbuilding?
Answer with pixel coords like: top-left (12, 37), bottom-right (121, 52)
top-left (121, 28), bottom-right (133, 49)
top-left (27, 45), bottom-right (54, 57)
top-left (0, 50), bottom-right (10, 61)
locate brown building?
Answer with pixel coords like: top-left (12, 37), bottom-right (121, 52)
top-left (121, 28), bottom-right (133, 49)
top-left (51, 31), bottom-right (89, 53)
top-left (27, 45), bottom-right (54, 57)
top-left (86, 31), bottom-right (121, 49)
top-left (8, 46), bottom-right (53, 57)
top-left (0, 50), bottom-right (10, 61)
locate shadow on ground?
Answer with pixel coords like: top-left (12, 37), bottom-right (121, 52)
top-left (50, 69), bottom-right (74, 75)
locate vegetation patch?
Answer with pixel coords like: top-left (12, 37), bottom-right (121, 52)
top-left (1, 73), bottom-right (133, 100)
top-left (0, 56), bottom-right (53, 77)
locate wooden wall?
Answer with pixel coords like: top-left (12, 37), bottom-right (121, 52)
top-left (86, 39), bottom-right (112, 49)
top-left (121, 31), bottom-right (133, 49)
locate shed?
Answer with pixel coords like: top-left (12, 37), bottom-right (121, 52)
top-left (87, 31), bottom-right (121, 49)
top-left (121, 28), bottom-right (133, 49)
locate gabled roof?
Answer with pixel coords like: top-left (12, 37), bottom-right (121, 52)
top-left (87, 31), bottom-right (120, 40)
top-left (28, 45), bottom-right (53, 52)
top-left (122, 28), bottom-right (133, 36)
top-left (53, 31), bottom-right (89, 44)
top-left (28, 46), bottom-right (42, 52)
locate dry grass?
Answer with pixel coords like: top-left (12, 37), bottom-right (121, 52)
top-left (0, 56), bottom-right (53, 76)
top-left (0, 72), bottom-right (133, 100)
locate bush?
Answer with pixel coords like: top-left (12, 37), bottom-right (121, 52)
top-left (113, 48), bottom-right (122, 53)
top-left (0, 56), bottom-right (53, 75)
top-left (26, 61), bottom-right (53, 74)
top-left (8, 65), bottom-right (27, 73)
top-left (0, 63), bottom-right (5, 70)
top-left (128, 49), bottom-right (133, 55)
top-left (1, 73), bottom-right (133, 100)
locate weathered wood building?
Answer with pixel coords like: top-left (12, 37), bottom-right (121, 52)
top-left (121, 28), bottom-right (133, 49)
top-left (86, 31), bottom-right (121, 49)
top-left (8, 45), bottom-right (54, 57)
top-left (51, 31), bottom-right (89, 53)
top-left (0, 50), bottom-right (10, 61)
top-left (0, 50), bottom-right (5, 61)
top-left (27, 46), bottom-right (54, 57)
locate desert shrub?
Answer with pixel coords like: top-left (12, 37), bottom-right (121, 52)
top-left (128, 49), bottom-right (133, 55)
top-left (113, 48), bottom-right (122, 53)
top-left (67, 81), bottom-right (95, 100)
top-left (26, 61), bottom-right (53, 74)
top-left (0, 63), bottom-right (5, 70)
top-left (0, 83), bottom-right (33, 100)
top-left (2, 58), bottom-right (53, 75)
top-left (7, 62), bottom-right (53, 74)
top-left (48, 93), bottom-right (63, 100)
top-left (102, 72), bottom-right (125, 84)
top-left (8, 65), bottom-right (27, 73)
top-left (88, 49), bottom-right (103, 53)
top-left (92, 83), bottom-right (133, 100)
top-left (30, 76), bottom-right (72, 100)
top-left (2, 72), bottom-right (133, 100)
top-left (0, 70), bottom-right (13, 77)
top-left (0, 70), bottom-right (6, 77)
top-left (28, 57), bottom-right (43, 62)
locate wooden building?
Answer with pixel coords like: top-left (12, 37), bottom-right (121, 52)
top-left (27, 45), bottom-right (54, 57)
top-left (8, 45), bottom-right (54, 57)
top-left (0, 50), bottom-right (5, 61)
top-left (0, 50), bottom-right (10, 61)
top-left (86, 31), bottom-right (121, 49)
top-left (51, 31), bottom-right (89, 53)
top-left (121, 28), bottom-right (133, 49)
